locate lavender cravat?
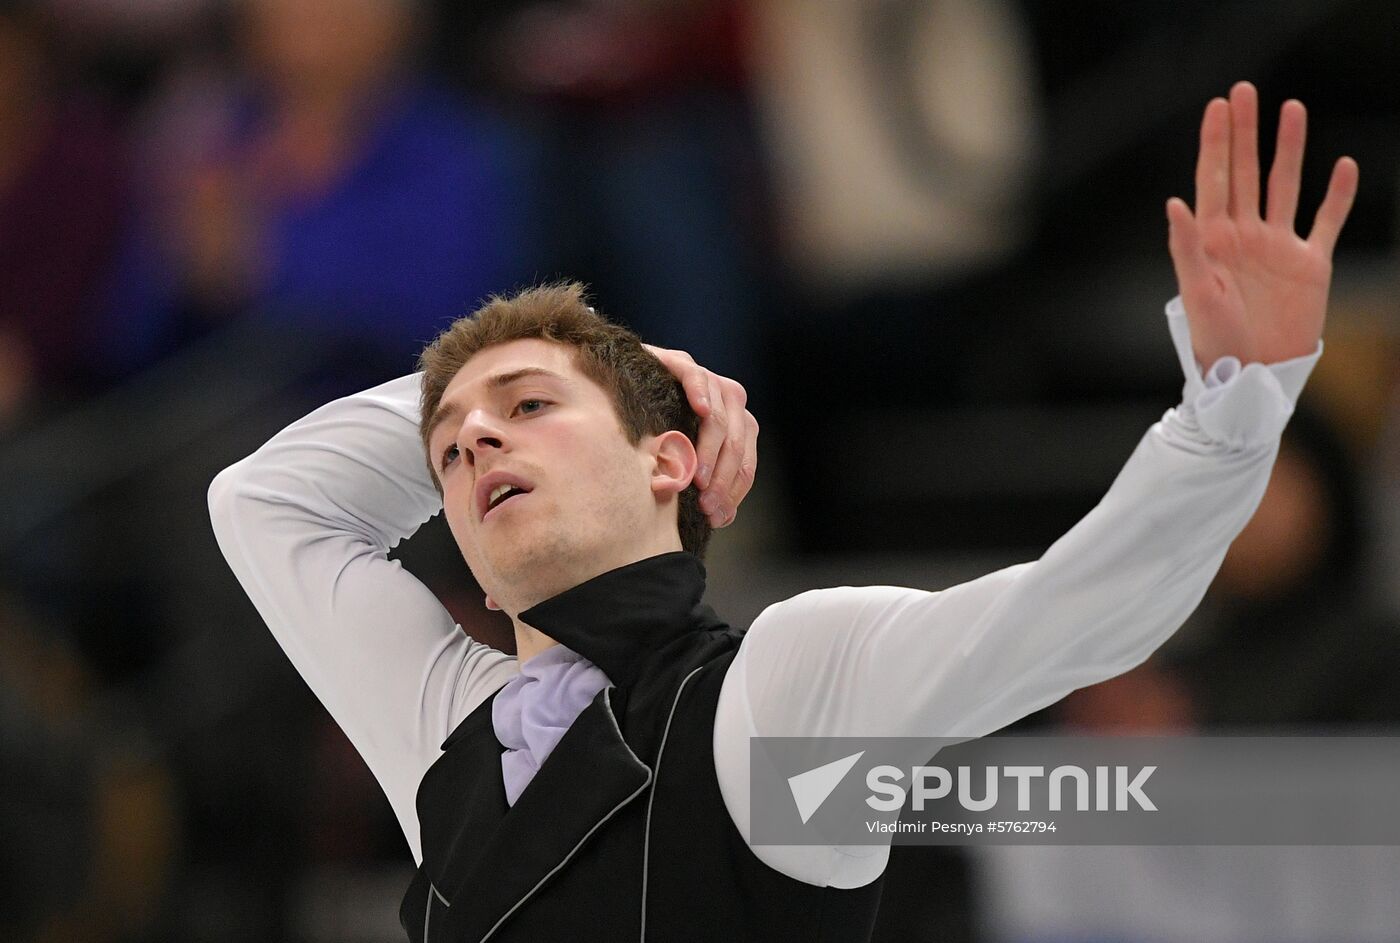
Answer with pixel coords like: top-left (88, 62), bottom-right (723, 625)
top-left (491, 645), bottom-right (611, 806)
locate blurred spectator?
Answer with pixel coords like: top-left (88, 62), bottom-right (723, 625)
top-left (1166, 403), bottom-right (1400, 727)
top-left (433, 0), bottom-right (768, 384)
top-left (747, 0), bottom-right (1038, 294)
top-left (747, 0), bottom-right (1044, 556)
top-left (0, 0), bottom-right (130, 418)
top-left (102, 0), bottom-right (537, 379)
top-left (0, 589), bottom-right (178, 943)
top-left (1058, 402), bottom-right (1400, 732)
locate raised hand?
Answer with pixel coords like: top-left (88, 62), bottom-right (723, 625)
top-left (644, 344), bottom-right (758, 528)
top-left (1166, 81), bottom-right (1359, 368)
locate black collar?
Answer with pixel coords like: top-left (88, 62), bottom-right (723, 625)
top-left (517, 551), bottom-right (710, 688)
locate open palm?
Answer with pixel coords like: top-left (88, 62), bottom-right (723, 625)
top-left (1167, 82), bottom-right (1359, 367)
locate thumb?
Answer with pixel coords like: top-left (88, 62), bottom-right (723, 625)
top-left (1166, 197), bottom-right (1210, 298)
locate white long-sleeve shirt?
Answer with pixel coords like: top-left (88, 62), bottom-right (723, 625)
top-left (208, 297), bottom-right (1319, 889)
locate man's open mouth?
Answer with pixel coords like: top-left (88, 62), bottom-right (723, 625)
top-left (476, 473), bottom-right (536, 522)
top-left (487, 483), bottom-right (529, 513)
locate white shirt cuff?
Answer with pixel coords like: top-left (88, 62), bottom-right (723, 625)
top-left (1163, 296), bottom-right (1322, 449)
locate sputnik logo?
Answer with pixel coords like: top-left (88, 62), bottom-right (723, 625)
top-left (786, 751), bottom-right (866, 824)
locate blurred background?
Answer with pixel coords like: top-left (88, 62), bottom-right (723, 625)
top-left (2, 0), bottom-right (1398, 940)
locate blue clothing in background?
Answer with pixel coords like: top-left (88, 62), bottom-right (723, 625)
top-left (104, 83), bottom-right (539, 374)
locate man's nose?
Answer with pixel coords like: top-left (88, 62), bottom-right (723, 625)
top-left (458, 409), bottom-right (507, 463)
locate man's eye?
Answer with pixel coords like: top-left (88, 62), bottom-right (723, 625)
top-left (440, 443), bottom-right (459, 469)
top-left (514, 399), bottom-right (547, 416)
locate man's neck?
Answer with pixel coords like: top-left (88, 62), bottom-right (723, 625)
top-left (513, 623), bottom-right (559, 663)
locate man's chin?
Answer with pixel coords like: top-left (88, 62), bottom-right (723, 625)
top-left (481, 540), bottom-right (586, 612)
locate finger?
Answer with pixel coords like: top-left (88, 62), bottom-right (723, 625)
top-left (1265, 99), bottom-right (1307, 228)
top-left (645, 344), bottom-right (712, 416)
top-left (693, 371), bottom-right (727, 493)
top-left (1195, 98), bottom-right (1231, 220)
top-left (716, 374), bottom-right (748, 411)
top-left (1228, 81), bottom-right (1261, 218)
top-left (727, 412), bottom-right (759, 519)
top-left (705, 386), bottom-right (752, 525)
top-left (1166, 196), bottom-right (1210, 290)
top-left (1307, 156), bottom-right (1359, 257)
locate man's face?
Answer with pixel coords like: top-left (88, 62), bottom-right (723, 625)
top-left (426, 339), bottom-right (667, 615)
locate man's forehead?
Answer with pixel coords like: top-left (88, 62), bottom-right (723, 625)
top-left (443, 338), bottom-right (580, 398)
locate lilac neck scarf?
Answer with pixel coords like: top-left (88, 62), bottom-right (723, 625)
top-left (491, 644), bottom-right (611, 806)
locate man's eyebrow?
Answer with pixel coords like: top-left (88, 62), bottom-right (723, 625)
top-left (425, 367), bottom-right (569, 441)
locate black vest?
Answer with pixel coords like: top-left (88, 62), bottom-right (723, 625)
top-left (399, 553), bottom-right (886, 941)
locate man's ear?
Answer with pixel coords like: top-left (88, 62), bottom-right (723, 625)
top-left (484, 594), bottom-right (502, 611)
top-left (649, 430), bottom-right (698, 498)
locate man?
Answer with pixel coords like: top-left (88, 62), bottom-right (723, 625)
top-left (210, 83), bottom-right (1357, 941)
